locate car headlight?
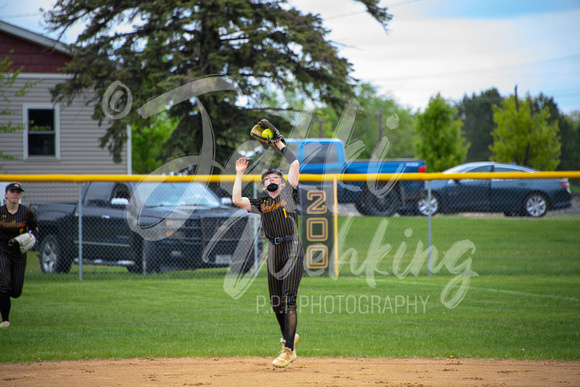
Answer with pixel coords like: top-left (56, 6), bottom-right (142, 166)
top-left (164, 219), bottom-right (185, 238)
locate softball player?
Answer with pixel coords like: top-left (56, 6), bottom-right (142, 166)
top-left (0, 183), bottom-right (38, 328)
top-left (233, 140), bottom-right (304, 368)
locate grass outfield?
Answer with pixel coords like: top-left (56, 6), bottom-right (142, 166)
top-left (1, 274), bottom-right (578, 363)
top-left (2, 214), bottom-right (578, 363)
top-left (334, 214), bottom-right (580, 276)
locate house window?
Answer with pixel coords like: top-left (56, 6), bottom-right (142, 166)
top-left (24, 105), bottom-right (60, 159)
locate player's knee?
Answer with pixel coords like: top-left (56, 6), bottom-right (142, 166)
top-left (282, 295), bottom-right (297, 310)
top-left (270, 295), bottom-right (284, 314)
top-left (271, 305), bottom-right (284, 314)
top-left (10, 289), bottom-right (22, 298)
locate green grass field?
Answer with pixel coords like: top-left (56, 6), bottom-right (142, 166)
top-left (1, 214), bottom-right (579, 363)
top-left (334, 214), bottom-right (580, 276)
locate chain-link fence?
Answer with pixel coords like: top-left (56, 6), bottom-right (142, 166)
top-left (16, 180), bottom-right (261, 280)
top-left (5, 173), bottom-right (579, 281)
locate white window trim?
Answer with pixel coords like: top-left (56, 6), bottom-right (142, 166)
top-left (22, 103), bottom-right (61, 160)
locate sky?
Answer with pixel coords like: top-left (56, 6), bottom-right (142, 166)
top-left (1, 0), bottom-right (580, 114)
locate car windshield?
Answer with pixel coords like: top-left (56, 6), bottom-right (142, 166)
top-left (494, 165), bottom-right (536, 173)
top-left (443, 163), bottom-right (538, 174)
top-left (133, 182), bottom-right (221, 208)
top-left (443, 165), bottom-right (474, 174)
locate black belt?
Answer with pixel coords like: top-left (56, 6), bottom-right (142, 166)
top-left (270, 235), bottom-right (294, 245)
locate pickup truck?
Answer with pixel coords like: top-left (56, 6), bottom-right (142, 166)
top-left (285, 138), bottom-right (426, 216)
top-left (31, 181), bottom-right (262, 274)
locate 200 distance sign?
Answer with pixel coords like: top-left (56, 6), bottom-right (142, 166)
top-left (300, 184), bottom-right (335, 275)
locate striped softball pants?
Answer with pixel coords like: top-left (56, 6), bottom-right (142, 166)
top-left (267, 239), bottom-right (304, 313)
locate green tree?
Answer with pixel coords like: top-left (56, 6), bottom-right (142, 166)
top-left (1, 53), bottom-right (37, 163)
top-left (132, 112), bottom-right (178, 173)
top-left (414, 93), bottom-right (469, 172)
top-left (266, 82), bottom-right (415, 158)
top-left (490, 87), bottom-right (561, 170)
top-left (533, 94), bottom-right (580, 171)
top-left (260, 82), bottom-right (340, 139)
top-left (457, 87), bottom-right (503, 162)
top-left (560, 110), bottom-right (580, 170)
top-left (350, 83), bottom-right (415, 159)
top-left (44, 0), bottom-right (391, 167)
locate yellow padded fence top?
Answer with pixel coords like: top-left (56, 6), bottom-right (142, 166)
top-left (1, 171), bottom-right (580, 183)
top-left (0, 171), bottom-right (580, 183)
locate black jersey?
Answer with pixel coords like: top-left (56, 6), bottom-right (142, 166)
top-left (249, 183), bottom-right (298, 240)
top-left (0, 205), bottom-right (38, 244)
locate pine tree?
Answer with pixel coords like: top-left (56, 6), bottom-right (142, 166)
top-left (44, 0), bottom-right (391, 167)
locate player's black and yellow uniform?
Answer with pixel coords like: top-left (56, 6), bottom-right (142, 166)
top-left (0, 204), bottom-right (38, 323)
top-left (249, 182), bottom-right (304, 314)
top-left (234, 126), bottom-right (301, 366)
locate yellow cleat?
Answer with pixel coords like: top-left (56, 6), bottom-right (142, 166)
top-left (272, 347), bottom-right (297, 368)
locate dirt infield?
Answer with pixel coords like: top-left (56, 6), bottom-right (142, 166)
top-left (2, 357), bottom-right (579, 386)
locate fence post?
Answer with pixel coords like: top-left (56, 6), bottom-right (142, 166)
top-left (427, 180), bottom-right (432, 276)
top-left (333, 175), bottom-right (339, 278)
top-left (253, 181), bottom-right (259, 276)
top-left (77, 183), bottom-right (83, 281)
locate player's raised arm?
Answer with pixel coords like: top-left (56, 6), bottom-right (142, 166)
top-left (276, 141), bottom-right (299, 189)
top-left (232, 157), bottom-right (252, 211)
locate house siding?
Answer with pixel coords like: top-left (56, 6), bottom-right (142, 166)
top-left (0, 75), bottom-right (129, 205)
top-left (0, 31), bottom-right (69, 73)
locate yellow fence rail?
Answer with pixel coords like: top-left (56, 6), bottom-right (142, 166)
top-left (2, 171), bottom-right (580, 183)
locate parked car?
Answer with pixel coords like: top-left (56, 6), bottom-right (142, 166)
top-left (417, 162), bottom-right (572, 217)
top-left (31, 181), bottom-right (263, 274)
top-left (286, 138), bottom-right (426, 217)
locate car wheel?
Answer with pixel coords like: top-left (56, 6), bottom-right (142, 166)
top-left (524, 193), bottom-right (548, 217)
top-left (417, 193), bottom-right (439, 216)
top-left (364, 187), bottom-right (400, 217)
top-left (39, 235), bottom-right (72, 274)
top-left (128, 239), bottom-right (161, 274)
top-left (355, 199), bottom-right (371, 216)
